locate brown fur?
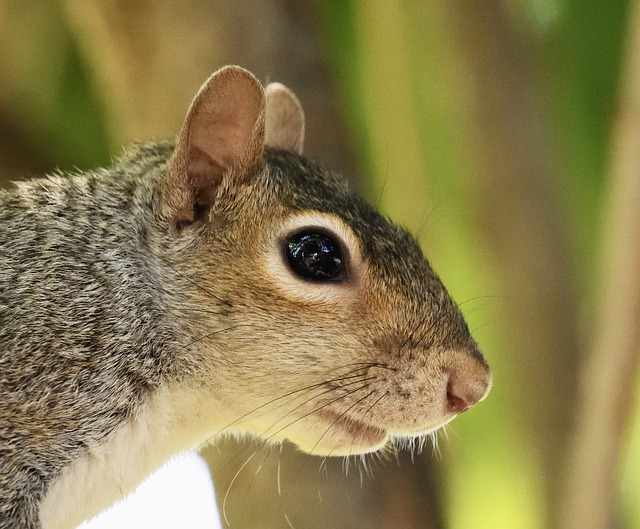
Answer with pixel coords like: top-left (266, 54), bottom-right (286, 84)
top-left (0, 66), bottom-right (490, 529)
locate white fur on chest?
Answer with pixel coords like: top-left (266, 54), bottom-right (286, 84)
top-left (39, 386), bottom-right (227, 529)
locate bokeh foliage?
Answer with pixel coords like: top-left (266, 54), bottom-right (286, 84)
top-left (317, 1), bottom-right (637, 528)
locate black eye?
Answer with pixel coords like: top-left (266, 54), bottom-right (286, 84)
top-left (285, 231), bottom-right (346, 282)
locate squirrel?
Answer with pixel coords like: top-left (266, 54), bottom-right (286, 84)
top-left (0, 66), bottom-right (491, 529)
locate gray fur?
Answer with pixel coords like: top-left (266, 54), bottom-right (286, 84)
top-left (0, 139), bottom-right (487, 528)
top-left (0, 142), bottom-right (192, 527)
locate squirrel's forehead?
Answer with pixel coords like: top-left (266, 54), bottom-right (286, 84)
top-left (261, 150), bottom-right (441, 289)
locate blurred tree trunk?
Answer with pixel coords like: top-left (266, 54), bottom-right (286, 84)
top-left (447, 0), bottom-right (582, 526)
top-left (559, 1), bottom-right (640, 527)
top-left (61, 0), bottom-right (356, 175)
top-left (0, 1), bottom-right (111, 183)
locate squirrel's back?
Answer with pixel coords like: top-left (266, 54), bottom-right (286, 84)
top-left (0, 142), bottom-right (189, 526)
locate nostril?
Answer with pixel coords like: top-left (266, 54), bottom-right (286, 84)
top-left (446, 387), bottom-right (470, 414)
top-left (446, 367), bottom-right (492, 414)
top-left (446, 376), bottom-right (472, 414)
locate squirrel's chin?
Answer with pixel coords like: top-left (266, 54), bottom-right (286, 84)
top-left (386, 415), bottom-right (456, 438)
top-left (281, 412), bottom-right (457, 457)
top-left (280, 411), bottom-right (388, 457)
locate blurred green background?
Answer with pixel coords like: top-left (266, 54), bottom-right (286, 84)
top-left (1, 1), bottom-right (639, 529)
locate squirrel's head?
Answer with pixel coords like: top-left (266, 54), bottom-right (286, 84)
top-left (159, 66), bottom-right (491, 456)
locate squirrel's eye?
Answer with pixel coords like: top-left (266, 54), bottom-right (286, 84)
top-left (285, 231), bottom-right (346, 282)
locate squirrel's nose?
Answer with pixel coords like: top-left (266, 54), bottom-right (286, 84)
top-left (445, 357), bottom-right (492, 414)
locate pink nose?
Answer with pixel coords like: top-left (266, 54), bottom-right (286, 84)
top-left (446, 362), bottom-right (492, 414)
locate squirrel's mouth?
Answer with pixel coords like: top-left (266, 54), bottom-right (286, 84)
top-left (313, 408), bottom-right (457, 453)
top-left (316, 409), bottom-right (387, 450)
top-left (291, 405), bottom-right (455, 456)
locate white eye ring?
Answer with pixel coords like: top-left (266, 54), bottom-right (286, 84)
top-left (264, 212), bottom-right (363, 304)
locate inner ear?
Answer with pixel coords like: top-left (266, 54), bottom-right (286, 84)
top-left (163, 66), bottom-right (266, 230)
top-left (179, 145), bottom-right (226, 229)
top-left (265, 82), bottom-right (305, 154)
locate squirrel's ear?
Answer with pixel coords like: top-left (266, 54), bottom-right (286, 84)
top-left (164, 66), bottom-right (265, 229)
top-left (265, 83), bottom-right (305, 155)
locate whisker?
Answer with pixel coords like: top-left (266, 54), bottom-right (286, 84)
top-left (217, 382), bottom-right (378, 527)
top-left (283, 512), bottom-right (297, 529)
top-left (412, 303), bottom-right (463, 351)
top-left (343, 455), bottom-right (350, 477)
top-left (256, 378), bottom-right (376, 445)
top-left (184, 323), bottom-right (253, 348)
top-left (277, 446), bottom-right (283, 497)
top-left (269, 374), bottom-right (375, 425)
top-left (309, 389), bottom-right (377, 457)
top-left (200, 374), bottom-right (376, 478)
top-left (318, 457), bottom-right (329, 478)
top-left (241, 444), bottom-right (274, 503)
top-left (203, 365), bottom-right (375, 446)
top-left (275, 389), bottom-right (378, 512)
top-left (413, 203), bottom-right (438, 244)
top-left (345, 390), bottom-right (387, 471)
top-left (374, 159), bottom-right (389, 210)
top-left (221, 449), bottom-right (259, 526)
top-left (169, 363), bottom-right (380, 522)
top-left (456, 294), bottom-right (502, 308)
top-left (317, 461), bottom-right (325, 503)
top-left (430, 429), bottom-right (441, 459)
top-left (165, 366), bottom-right (376, 502)
top-left (362, 391), bottom-right (388, 425)
top-left (399, 293), bottom-right (497, 356)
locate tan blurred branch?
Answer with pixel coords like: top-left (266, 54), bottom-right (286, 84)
top-left (559, 3), bottom-right (640, 528)
top-left (449, 0), bottom-right (582, 524)
top-left (61, 0), bottom-right (356, 175)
